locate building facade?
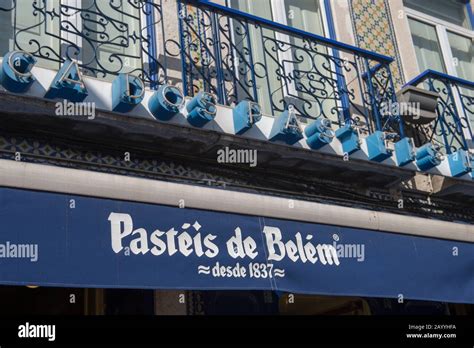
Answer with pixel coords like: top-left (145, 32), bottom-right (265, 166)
top-left (0, 0), bottom-right (473, 315)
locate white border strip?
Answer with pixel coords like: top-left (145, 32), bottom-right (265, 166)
top-left (0, 159), bottom-right (473, 242)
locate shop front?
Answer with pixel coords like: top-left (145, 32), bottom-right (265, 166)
top-left (1, 159), bottom-right (473, 315)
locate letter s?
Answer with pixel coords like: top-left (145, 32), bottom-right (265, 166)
top-left (150, 229), bottom-right (167, 256)
top-left (203, 234), bottom-right (219, 258)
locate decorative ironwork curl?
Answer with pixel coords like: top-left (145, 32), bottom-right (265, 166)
top-left (2, 0), bottom-right (403, 135)
top-left (410, 76), bottom-right (471, 154)
top-left (5, 0), bottom-right (167, 86)
top-left (176, 1), bottom-right (401, 129)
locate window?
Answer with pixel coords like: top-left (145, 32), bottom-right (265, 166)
top-left (404, 0), bottom-right (473, 75)
top-left (229, 0), bottom-right (325, 33)
top-left (229, 0), bottom-right (279, 114)
top-left (283, 0), bottom-right (325, 34)
top-left (0, 0), bottom-right (60, 69)
top-left (404, 0), bottom-right (472, 29)
top-left (81, 0), bottom-right (142, 80)
top-left (404, 0), bottom-right (474, 140)
top-left (229, 0), bottom-right (338, 121)
top-left (447, 30), bottom-right (474, 81)
top-left (282, 0), bottom-right (336, 123)
top-left (0, 0), bottom-right (143, 80)
top-left (407, 18), bottom-right (445, 73)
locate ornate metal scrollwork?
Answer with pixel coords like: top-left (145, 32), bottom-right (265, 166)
top-left (5, 0), bottom-right (167, 86)
top-left (2, 0), bottom-right (404, 135)
top-left (175, 0), bottom-right (401, 131)
top-left (457, 86), bottom-right (474, 131)
top-left (411, 76), bottom-right (471, 154)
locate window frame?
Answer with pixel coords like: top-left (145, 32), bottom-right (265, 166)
top-left (404, 5), bottom-right (474, 144)
top-left (270, 0), bottom-right (331, 98)
top-left (225, 0), bottom-right (337, 119)
top-left (264, 0), bottom-right (345, 122)
top-left (72, 0), bottom-right (150, 83)
top-left (404, 6), bottom-right (473, 77)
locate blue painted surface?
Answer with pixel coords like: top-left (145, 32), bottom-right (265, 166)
top-left (0, 187), bottom-right (473, 303)
top-left (145, 0), bottom-right (159, 90)
top-left (324, 0), bottom-right (351, 123)
top-left (448, 149), bottom-right (473, 177)
top-left (148, 85), bottom-right (184, 121)
top-left (0, 51), bottom-right (36, 93)
top-left (363, 60), bottom-right (384, 132)
top-left (405, 69), bottom-right (472, 153)
top-left (178, 1), bottom-right (189, 98)
top-left (416, 143), bottom-right (443, 171)
top-left (177, 1), bottom-right (399, 126)
top-left (406, 69), bottom-right (474, 89)
top-left (468, 3), bottom-right (474, 29)
top-left (394, 138), bottom-right (416, 167)
top-left (269, 108), bottom-right (303, 145)
top-left (112, 74), bottom-right (145, 113)
top-left (233, 100), bottom-right (262, 135)
top-left (186, 92), bottom-right (217, 127)
top-left (305, 118), bottom-right (334, 149)
top-left (44, 60), bottom-right (88, 102)
top-left (366, 131), bottom-right (392, 162)
top-left (194, 0), bottom-right (393, 63)
top-left (335, 124), bottom-right (361, 155)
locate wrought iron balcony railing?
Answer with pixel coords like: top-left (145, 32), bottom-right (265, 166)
top-left (406, 70), bottom-right (474, 154)
top-left (0, 0), bottom-right (405, 137)
top-left (178, 0), bottom-right (405, 136)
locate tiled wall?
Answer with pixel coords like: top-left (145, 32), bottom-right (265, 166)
top-left (349, 0), bottom-right (405, 89)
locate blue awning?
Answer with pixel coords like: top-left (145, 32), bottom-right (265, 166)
top-left (0, 187), bottom-right (473, 303)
